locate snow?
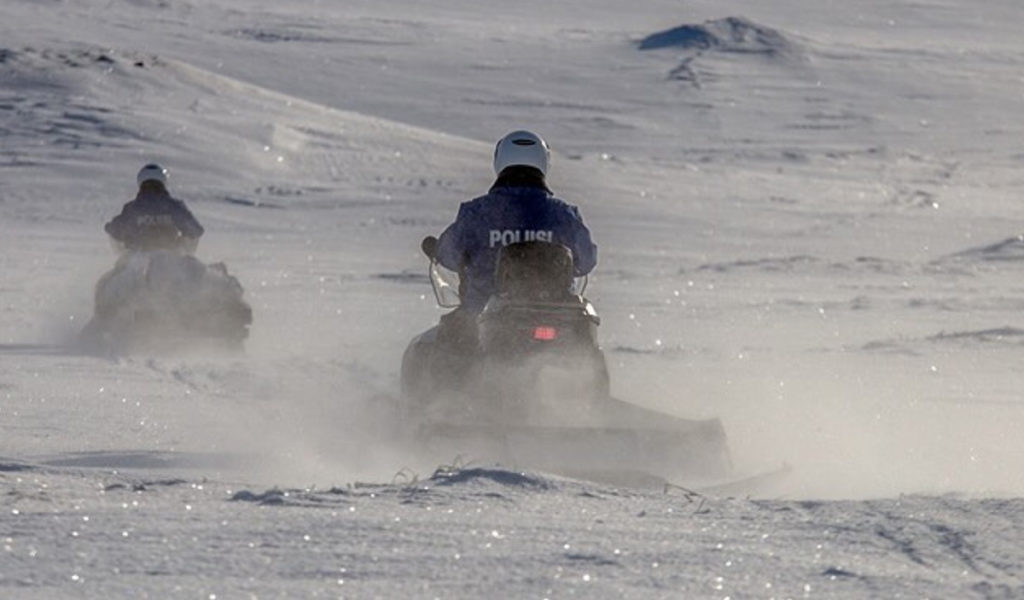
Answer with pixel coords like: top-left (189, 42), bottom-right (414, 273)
top-left (3, 0), bottom-right (1024, 596)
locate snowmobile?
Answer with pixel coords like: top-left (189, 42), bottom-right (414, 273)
top-left (400, 237), bottom-right (732, 486)
top-left (78, 226), bottom-right (252, 355)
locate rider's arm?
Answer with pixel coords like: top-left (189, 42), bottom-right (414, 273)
top-left (567, 207), bottom-right (597, 276)
top-left (103, 203), bottom-right (134, 244)
top-left (171, 200), bottom-right (204, 240)
top-left (435, 203), bottom-right (471, 271)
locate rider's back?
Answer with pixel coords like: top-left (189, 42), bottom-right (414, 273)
top-left (436, 180), bottom-right (596, 311)
top-left (104, 182), bottom-right (204, 252)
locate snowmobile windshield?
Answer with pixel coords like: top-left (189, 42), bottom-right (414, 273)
top-left (429, 260), bottom-right (462, 308)
top-left (571, 275), bottom-right (588, 296)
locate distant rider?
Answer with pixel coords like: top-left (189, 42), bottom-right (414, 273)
top-left (430, 130), bottom-right (597, 347)
top-left (105, 163), bottom-right (204, 254)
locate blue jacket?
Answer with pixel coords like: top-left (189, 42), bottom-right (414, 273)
top-left (436, 183), bottom-right (597, 311)
top-left (105, 185), bottom-right (204, 251)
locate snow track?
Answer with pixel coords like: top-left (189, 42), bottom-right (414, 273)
top-left (6, 462), bottom-right (1024, 598)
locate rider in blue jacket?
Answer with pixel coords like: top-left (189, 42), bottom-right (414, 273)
top-left (432, 130), bottom-right (597, 347)
top-left (105, 164), bottom-right (204, 254)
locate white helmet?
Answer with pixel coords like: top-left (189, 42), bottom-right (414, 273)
top-left (137, 163), bottom-right (168, 186)
top-left (493, 130), bottom-right (550, 176)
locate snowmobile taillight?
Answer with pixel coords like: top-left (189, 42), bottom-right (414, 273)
top-left (533, 326), bottom-right (558, 341)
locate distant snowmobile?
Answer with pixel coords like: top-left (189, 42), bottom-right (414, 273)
top-left (78, 230), bottom-right (251, 355)
top-left (77, 162), bottom-right (251, 354)
top-left (400, 238), bottom-right (732, 486)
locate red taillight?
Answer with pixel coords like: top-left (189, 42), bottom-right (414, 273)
top-left (533, 326), bottom-right (558, 341)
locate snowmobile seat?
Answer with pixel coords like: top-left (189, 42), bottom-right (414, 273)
top-left (493, 241), bottom-right (575, 303)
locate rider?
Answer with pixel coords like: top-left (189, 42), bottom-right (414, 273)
top-left (431, 130), bottom-right (597, 348)
top-left (104, 163), bottom-right (204, 254)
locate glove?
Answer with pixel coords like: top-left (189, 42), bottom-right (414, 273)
top-left (421, 236), bottom-right (439, 259)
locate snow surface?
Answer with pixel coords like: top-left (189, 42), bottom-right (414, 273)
top-left (3, 0), bottom-right (1024, 597)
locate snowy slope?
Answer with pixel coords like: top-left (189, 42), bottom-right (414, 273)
top-left (3, 0), bottom-right (1024, 597)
